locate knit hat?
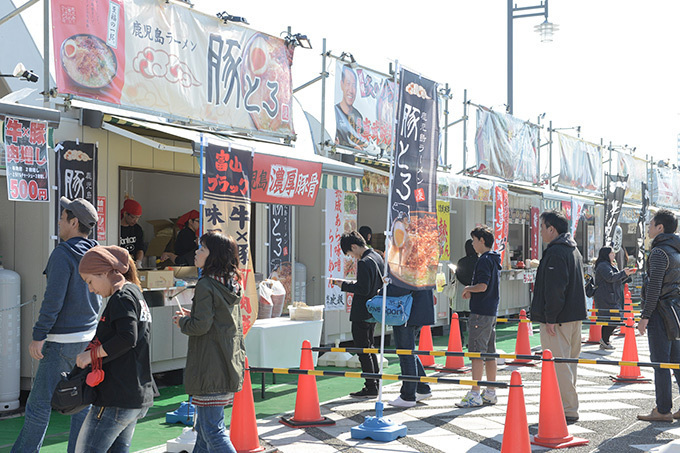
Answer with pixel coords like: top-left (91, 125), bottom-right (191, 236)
top-left (79, 245), bottom-right (129, 288)
top-left (177, 209), bottom-right (200, 230)
top-left (121, 199), bottom-right (142, 218)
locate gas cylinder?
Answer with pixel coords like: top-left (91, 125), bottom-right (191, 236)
top-left (0, 264), bottom-right (21, 413)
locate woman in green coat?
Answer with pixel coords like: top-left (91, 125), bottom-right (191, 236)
top-left (173, 232), bottom-right (246, 452)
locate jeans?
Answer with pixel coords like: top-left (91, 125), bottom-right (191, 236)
top-left (392, 325), bottom-right (430, 401)
top-left (351, 320), bottom-right (379, 391)
top-left (647, 310), bottom-right (680, 414)
top-left (193, 404), bottom-right (237, 453)
top-left (75, 406), bottom-right (148, 453)
top-left (12, 340), bottom-right (90, 453)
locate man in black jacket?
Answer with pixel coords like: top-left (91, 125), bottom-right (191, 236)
top-left (332, 231), bottom-right (384, 397)
top-left (637, 209), bottom-right (680, 422)
top-left (531, 210), bottom-right (587, 422)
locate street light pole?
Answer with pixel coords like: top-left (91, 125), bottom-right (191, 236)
top-left (507, 0), bottom-right (557, 115)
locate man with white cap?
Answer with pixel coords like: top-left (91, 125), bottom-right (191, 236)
top-left (12, 197), bottom-right (102, 453)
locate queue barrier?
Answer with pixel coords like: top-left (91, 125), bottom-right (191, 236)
top-left (457, 316), bottom-right (626, 327)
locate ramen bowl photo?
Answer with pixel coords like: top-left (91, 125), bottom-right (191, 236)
top-left (60, 34), bottom-right (117, 89)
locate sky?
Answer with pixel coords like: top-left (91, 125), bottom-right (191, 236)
top-left (14, 0), bottom-right (680, 172)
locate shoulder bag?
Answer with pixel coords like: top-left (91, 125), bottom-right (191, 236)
top-left (51, 366), bottom-right (96, 415)
top-left (657, 296), bottom-right (680, 341)
top-left (364, 256), bottom-right (413, 326)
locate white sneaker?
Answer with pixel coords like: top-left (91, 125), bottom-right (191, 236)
top-left (415, 392), bottom-right (432, 402)
top-left (388, 396), bottom-right (416, 408)
top-left (456, 391), bottom-right (483, 408)
top-left (599, 339), bottom-right (614, 350)
top-left (481, 389), bottom-right (497, 405)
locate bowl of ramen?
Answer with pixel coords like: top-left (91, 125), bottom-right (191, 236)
top-left (387, 212), bottom-right (439, 287)
top-left (61, 34), bottom-right (117, 89)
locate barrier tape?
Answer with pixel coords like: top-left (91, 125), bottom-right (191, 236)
top-left (457, 317), bottom-right (625, 326)
top-left (247, 366), bottom-right (508, 388)
top-left (589, 308), bottom-right (641, 314)
top-left (311, 347), bottom-right (680, 369)
top-left (587, 316), bottom-right (640, 322)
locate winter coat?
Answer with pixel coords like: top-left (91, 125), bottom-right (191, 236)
top-left (530, 233), bottom-right (587, 324)
top-left (180, 276), bottom-right (246, 395)
top-left (593, 262), bottom-right (628, 310)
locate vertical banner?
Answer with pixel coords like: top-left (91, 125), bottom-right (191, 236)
top-left (603, 174), bottom-right (628, 246)
top-left (97, 196), bottom-right (106, 241)
top-left (267, 204), bottom-right (292, 305)
top-left (571, 199), bottom-right (584, 237)
top-left (324, 190), bottom-right (358, 310)
top-left (4, 117), bottom-right (49, 202)
top-left (56, 141), bottom-right (98, 237)
top-left (387, 69), bottom-right (440, 290)
top-left (493, 185), bottom-right (509, 264)
top-left (436, 200), bottom-right (450, 261)
top-left (202, 141), bottom-right (258, 334)
top-left (635, 182), bottom-right (649, 270)
top-left (530, 206), bottom-right (539, 260)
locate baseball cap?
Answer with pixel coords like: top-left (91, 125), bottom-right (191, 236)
top-left (60, 197), bottom-right (98, 228)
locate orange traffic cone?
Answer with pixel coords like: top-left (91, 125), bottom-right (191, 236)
top-left (419, 325), bottom-right (436, 368)
top-left (611, 318), bottom-right (650, 383)
top-left (508, 310), bottom-right (536, 366)
top-left (280, 340), bottom-right (335, 428)
top-left (624, 284), bottom-right (634, 321)
top-left (531, 350), bottom-right (589, 449)
top-left (439, 313), bottom-right (470, 373)
top-left (231, 357), bottom-right (265, 453)
top-left (583, 324), bottom-right (602, 344)
top-left (500, 371), bottom-right (531, 453)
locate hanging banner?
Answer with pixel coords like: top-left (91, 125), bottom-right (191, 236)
top-left (652, 167), bottom-right (680, 208)
top-left (556, 133), bottom-right (602, 192)
top-left (438, 173), bottom-right (493, 202)
top-left (493, 185), bottom-right (509, 264)
top-left (387, 69), bottom-right (440, 290)
top-left (603, 174), bottom-right (628, 246)
top-left (530, 206), bottom-right (539, 260)
top-left (251, 154), bottom-right (321, 206)
top-left (267, 204), bottom-right (291, 305)
top-left (333, 61), bottom-right (395, 156)
top-left (51, 0), bottom-right (295, 138)
top-left (635, 182), bottom-right (649, 271)
top-left (362, 171), bottom-right (390, 195)
top-left (561, 201), bottom-right (572, 221)
top-left (615, 152), bottom-right (647, 202)
top-left (56, 140), bottom-right (97, 205)
top-left (436, 200), bottom-right (450, 261)
top-left (202, 141), bottom-right (258, 334)
top-left (324, 190), bottom-right (358, 311)
top-left (4, 117), bottom-right (49, 202)
top-left (570, 199), bottom-right (585, 237)
top-left (97, 196), bottom-right (107, 241)
top-left (475, 108), bottom-right (539, 183)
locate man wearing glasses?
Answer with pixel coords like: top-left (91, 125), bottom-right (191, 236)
top-left (120, 198), bottom-right (145, 267)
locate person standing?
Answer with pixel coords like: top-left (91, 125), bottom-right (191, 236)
top-left (162, 209), bottom-right (200, 265)
top-left (456, 226), bottom-right (501, 408)
top-left (120, 198), bottom-right (144, 267)
top-left (12, 197), bottom-right (100, 453)
top-left (455, 239), bottom-right (478, 287)
top-left (530, 210), bottom-right (587, 423)
top-left (75, 246), bottom-right (154, 452)
top-left (332, 231), bottom-right (384, 398)
top-left (593, 246), bottom-right (636, 350)
top-left (637, 209), bottom-right (680, 422)
top-left (173, 233), bottom-right (246, 452)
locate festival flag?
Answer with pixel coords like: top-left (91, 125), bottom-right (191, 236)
top-left (635, 182), bottom-right (649, 270)
top-left (493, 185), bottom-right (509, 264)
top-left (603, 174), bottom-right (628, 246)
top-left (571, 199), bottom-right (584, 237)
top-left (530, 207), bottom-right (539, 260)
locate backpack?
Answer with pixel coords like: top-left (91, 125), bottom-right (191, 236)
top-left (584, 274), bottom-right (597, 298)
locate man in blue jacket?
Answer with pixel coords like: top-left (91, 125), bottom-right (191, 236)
top-left (456, 225), bottom-right (501, 408)
top-left (12, 197), bottom-right (101, 453)
top-left (530, 210), bottom-right (587, 423)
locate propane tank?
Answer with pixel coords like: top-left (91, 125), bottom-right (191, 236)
top-left (0, 262), bottom-right (21, 413)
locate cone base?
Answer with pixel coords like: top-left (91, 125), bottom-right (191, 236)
top-left (351, 415), bottom-right (408, 442)
top-left (236, 445), bottom-right (266, 453)
top-left (506, 360), bottom-right (536, 367)
top-left (531, 434), bottom-right (589, 448)
top-left (279, 415), bottom-right (336, 428)
top-left (610, 375), bottom-right (651, 383)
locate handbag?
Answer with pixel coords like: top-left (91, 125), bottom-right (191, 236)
top-left (51, 366), bottom-right (96, 415)
top-left (366, 293), bottom-right (413, 326)
top-left (657, 296), bottom-right (680, 341)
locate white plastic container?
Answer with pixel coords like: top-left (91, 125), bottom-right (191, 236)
top-left (0, 265), bottom-right (21, 413)
top-left (294, 262), bottom-right (307, 303)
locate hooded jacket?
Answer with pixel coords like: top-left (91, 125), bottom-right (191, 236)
top-left (33, 236), bottom-right (101, 341)
top-left (531, 233), bottom-right (587, 324)
top-left (180, 276), bottom-right (246, 395)
top-left (470, 250), bottom-right (502, 316)
top-left (593, 261), bottom-right (628, 310)
top-left (641, 233), bottom-right (680, 318)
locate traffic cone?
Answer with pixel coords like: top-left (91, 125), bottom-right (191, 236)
top-left (531, 350), bottom-right (589, 448)
top-left (419, 325), bottom-right (436, 368)
top-left (438, 313), bottom-right (470, 373)
top-left (611, 318), bottom-right (651, 383)
top-left (583, 324), bottom-right (602, 344)
top-left (624, 284), bottom-right (634, 321)
top-left (508, 310), bottom-right (536, 366)
top-left (231, 357), bottom-right (265, 453)
top-left (500, 371), bottom-right (531, 453)
top-left (280, 340), bottom-right (335, 428)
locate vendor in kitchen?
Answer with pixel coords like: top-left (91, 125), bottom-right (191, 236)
top-left (161, 209), bottom-right (200, 266)
top-left (119, 198), bottom-right (145, 267)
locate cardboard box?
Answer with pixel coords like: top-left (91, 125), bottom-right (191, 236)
top-left (138, 270), bottom-right (175, 289)
top-left (145, 219), bottom-right (176, 257)
top-left (169, 266), bottom-right (198, 279)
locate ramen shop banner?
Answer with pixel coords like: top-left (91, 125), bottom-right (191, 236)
top-left (387, 69), bottom-right (440, 290)
top-left (51, 0), bottom-right (295, 138)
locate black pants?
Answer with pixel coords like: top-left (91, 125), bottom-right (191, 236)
top-left (352, 320), bottom-right (379, 390)
top-left (602, 325), bottom-right (616, 343)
